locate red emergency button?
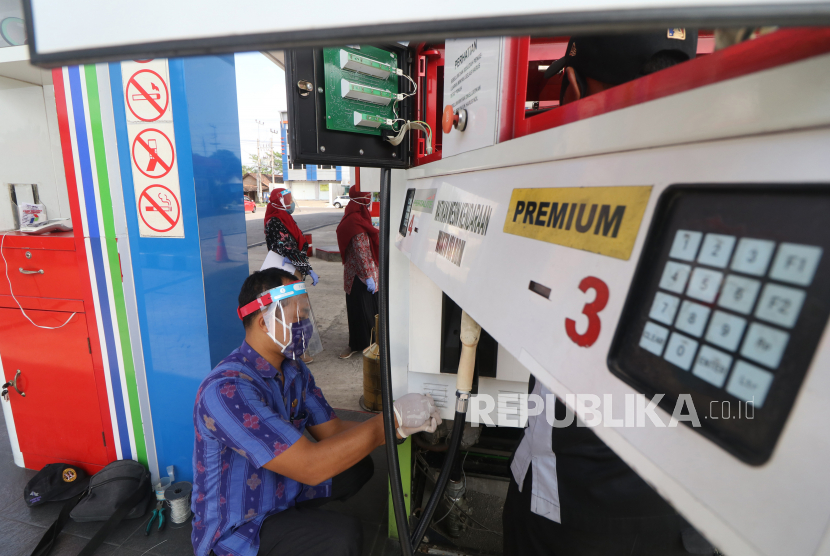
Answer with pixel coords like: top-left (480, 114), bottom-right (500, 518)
top-left (442, 105), bottom-right (468, 134)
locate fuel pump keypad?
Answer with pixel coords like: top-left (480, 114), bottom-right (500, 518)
top-left (609, 186), bottom-right (830, 465)
top-left (643, 228), bottom-right (818, 402)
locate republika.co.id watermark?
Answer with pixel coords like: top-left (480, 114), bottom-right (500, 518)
top-left (468, 393), bottom-right (756, 428)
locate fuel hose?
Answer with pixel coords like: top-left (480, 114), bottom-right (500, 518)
top-left (378, 168), bottom-right (414, 556)
top-left (379, 168), bottom-right (481, 554)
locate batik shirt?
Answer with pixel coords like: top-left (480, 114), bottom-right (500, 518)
top-left (265, 217), bottom-right (313, 277)
top-left (191, 342), bottom-right (337, 556)
top-left (343, 233), bottom-right (379, 294)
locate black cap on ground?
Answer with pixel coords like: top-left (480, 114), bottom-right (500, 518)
top-left (544, 29), bottom-right (698, 84)
top-left (24, 463), bottom-right (90, 507)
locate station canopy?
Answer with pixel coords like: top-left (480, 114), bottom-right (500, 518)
top-left (23, 0), bottom-right (830, 66)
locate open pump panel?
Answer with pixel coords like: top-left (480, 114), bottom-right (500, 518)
top-left (285, 29), bottom-right (830, 556)
top-left (284, 43), bottom-right (412, 169)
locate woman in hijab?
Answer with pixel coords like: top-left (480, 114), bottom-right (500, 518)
top-left (263, 188), bottom-right (319, 286)
top-left (335, 186), bottom-right (379, 359)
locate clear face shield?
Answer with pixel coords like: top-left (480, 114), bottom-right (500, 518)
top-left (237, 281), bottom-right (323, 361)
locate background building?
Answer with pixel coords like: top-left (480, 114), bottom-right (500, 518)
top-left (242, 172), bottom-right (283, 201)
top-left (279, 110), bottom-right (352, 201)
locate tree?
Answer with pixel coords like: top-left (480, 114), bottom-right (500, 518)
top-left (242, 150), bottom-right (283, 177)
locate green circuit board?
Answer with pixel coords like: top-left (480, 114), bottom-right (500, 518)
top-left (323, 45), bottom-right (399, 136)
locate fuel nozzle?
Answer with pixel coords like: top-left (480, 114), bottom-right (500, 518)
top-left (456, 310), bottom-right (481, 412)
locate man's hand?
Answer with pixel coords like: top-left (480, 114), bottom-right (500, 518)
top-left (393, 393), bottom-right (442, 438)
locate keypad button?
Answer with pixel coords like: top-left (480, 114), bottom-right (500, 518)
top-left (726, 361), bottom-right (774, 408)
top-left (697, 233), bottom-right (737, 268)
top-left (675, 300), bottom-right (711, 338)
top-left (705, 311), bottom-right (747, 352)
top-left (717, 275), bottom-right (761, 315)
top-left (768, 243), bottom-right (823, 286)
top-left (669, 230), bottom-right (703, 262)
top-left (740, 323), bottom-right (789, 369)
top-left (649, 292), bottom-right (681, 326)
top-left (686, 267), bottom-right (724, 303)
top-left (664, 332), bottom-right (699, 371)
top-left (640, 321), bottom-right (670, 356)
top-left (659, 261), bottom-right (692, 294)
top-left (730, 238), bottom-right (776, 276)
top-left (692, 345), bottom-right (733, 388)
top-left (754, 283), bottom-right (806, 329)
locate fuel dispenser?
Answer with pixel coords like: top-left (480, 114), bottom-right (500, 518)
top-left (285, 28), bottom-right (830, 556)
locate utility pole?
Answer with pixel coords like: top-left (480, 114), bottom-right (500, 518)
top-left (255, 119), bottom-right (264, 203)
top-left (270, 128), bottom-right (280, 191)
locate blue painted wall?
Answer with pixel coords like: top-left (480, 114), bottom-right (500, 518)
top-left (336, 166), bottom-right (342, 181)
top-left (181, 55), bottom-right (249, 368)
top-left (306, 164), bottom-right (317, 181)
top-left (111, 56), bottom-right (247, 482)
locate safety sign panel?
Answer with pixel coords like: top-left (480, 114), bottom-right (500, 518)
top-left (502, 186), bottom-right (652, 260)
top-left (121, 59), bottom-right (184, 237)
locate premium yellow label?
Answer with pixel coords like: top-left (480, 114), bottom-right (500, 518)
top-left (502, 186), bottom-right (652, 260)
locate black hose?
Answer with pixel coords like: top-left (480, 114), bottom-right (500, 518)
top-left (410, 408), bottom-right (466, 551)
top-left (378, 168), bottom-right (414, 556)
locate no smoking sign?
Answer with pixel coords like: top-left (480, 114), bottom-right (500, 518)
top-left (139, 185), bottom-right (181, 234)
top-left (132, 128), bottom-right (175, 179)
top-left (125, 69), bottom-right (170, 122)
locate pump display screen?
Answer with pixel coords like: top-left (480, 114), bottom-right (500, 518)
top-left (608, 185), bottom-right (830, 465)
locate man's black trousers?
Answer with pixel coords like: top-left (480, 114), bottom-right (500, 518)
top-left (258, 456), bottom-right (374, 556)
top-left (211, 456), bottom-right (373, 556)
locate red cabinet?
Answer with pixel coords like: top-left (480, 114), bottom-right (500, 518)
top-left (1, 232), bottom-right (112, 474)
top-left (0, 247), bottom-right (83, 299)
top-left (0, 305), bottom-right (109, 471)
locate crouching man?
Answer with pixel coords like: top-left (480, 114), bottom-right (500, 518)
top-left (192, 268), bottom-right (439, 556)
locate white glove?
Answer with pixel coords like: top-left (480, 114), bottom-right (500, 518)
top-left (393, 393), bottom-right (442, 438)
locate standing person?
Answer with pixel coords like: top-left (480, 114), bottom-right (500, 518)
top-left (263, 188), bottom-right (320, 286)
top-left (335, 186), bottom-right (379, 359)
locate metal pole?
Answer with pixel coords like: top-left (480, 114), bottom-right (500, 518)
top-left (256, 119), bottom-right (264, 202)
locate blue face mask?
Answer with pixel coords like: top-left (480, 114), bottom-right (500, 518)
top-left (287, 201), bottom-right (296, 215)
top-left (281, 318), bottom-right (313, 360)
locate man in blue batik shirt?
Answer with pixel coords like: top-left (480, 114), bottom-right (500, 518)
top-left (192, 268), bottom-right (441, 556)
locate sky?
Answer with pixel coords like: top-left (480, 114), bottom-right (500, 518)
top-left (234, 52), bottom-right (287, 167)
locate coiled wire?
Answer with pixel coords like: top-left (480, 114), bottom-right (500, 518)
top-left (165, 482), bottom-right (192, 527)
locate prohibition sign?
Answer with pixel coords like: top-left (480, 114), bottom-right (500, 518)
top-left (132, 128), bottom-right (175, 179)
top-left (125, 69), bottom-right (169, 122)
top-left (139, 185), bottom-right (181, 233)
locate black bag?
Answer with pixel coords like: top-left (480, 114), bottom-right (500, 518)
top-left (30, 459), bottom-right (153, 556)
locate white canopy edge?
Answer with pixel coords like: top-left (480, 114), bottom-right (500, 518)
top-left (23, 0), bottom-right (830, 66)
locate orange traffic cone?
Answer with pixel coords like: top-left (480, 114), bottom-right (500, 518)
top-left (216, 229), bottom-right (229, 262)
